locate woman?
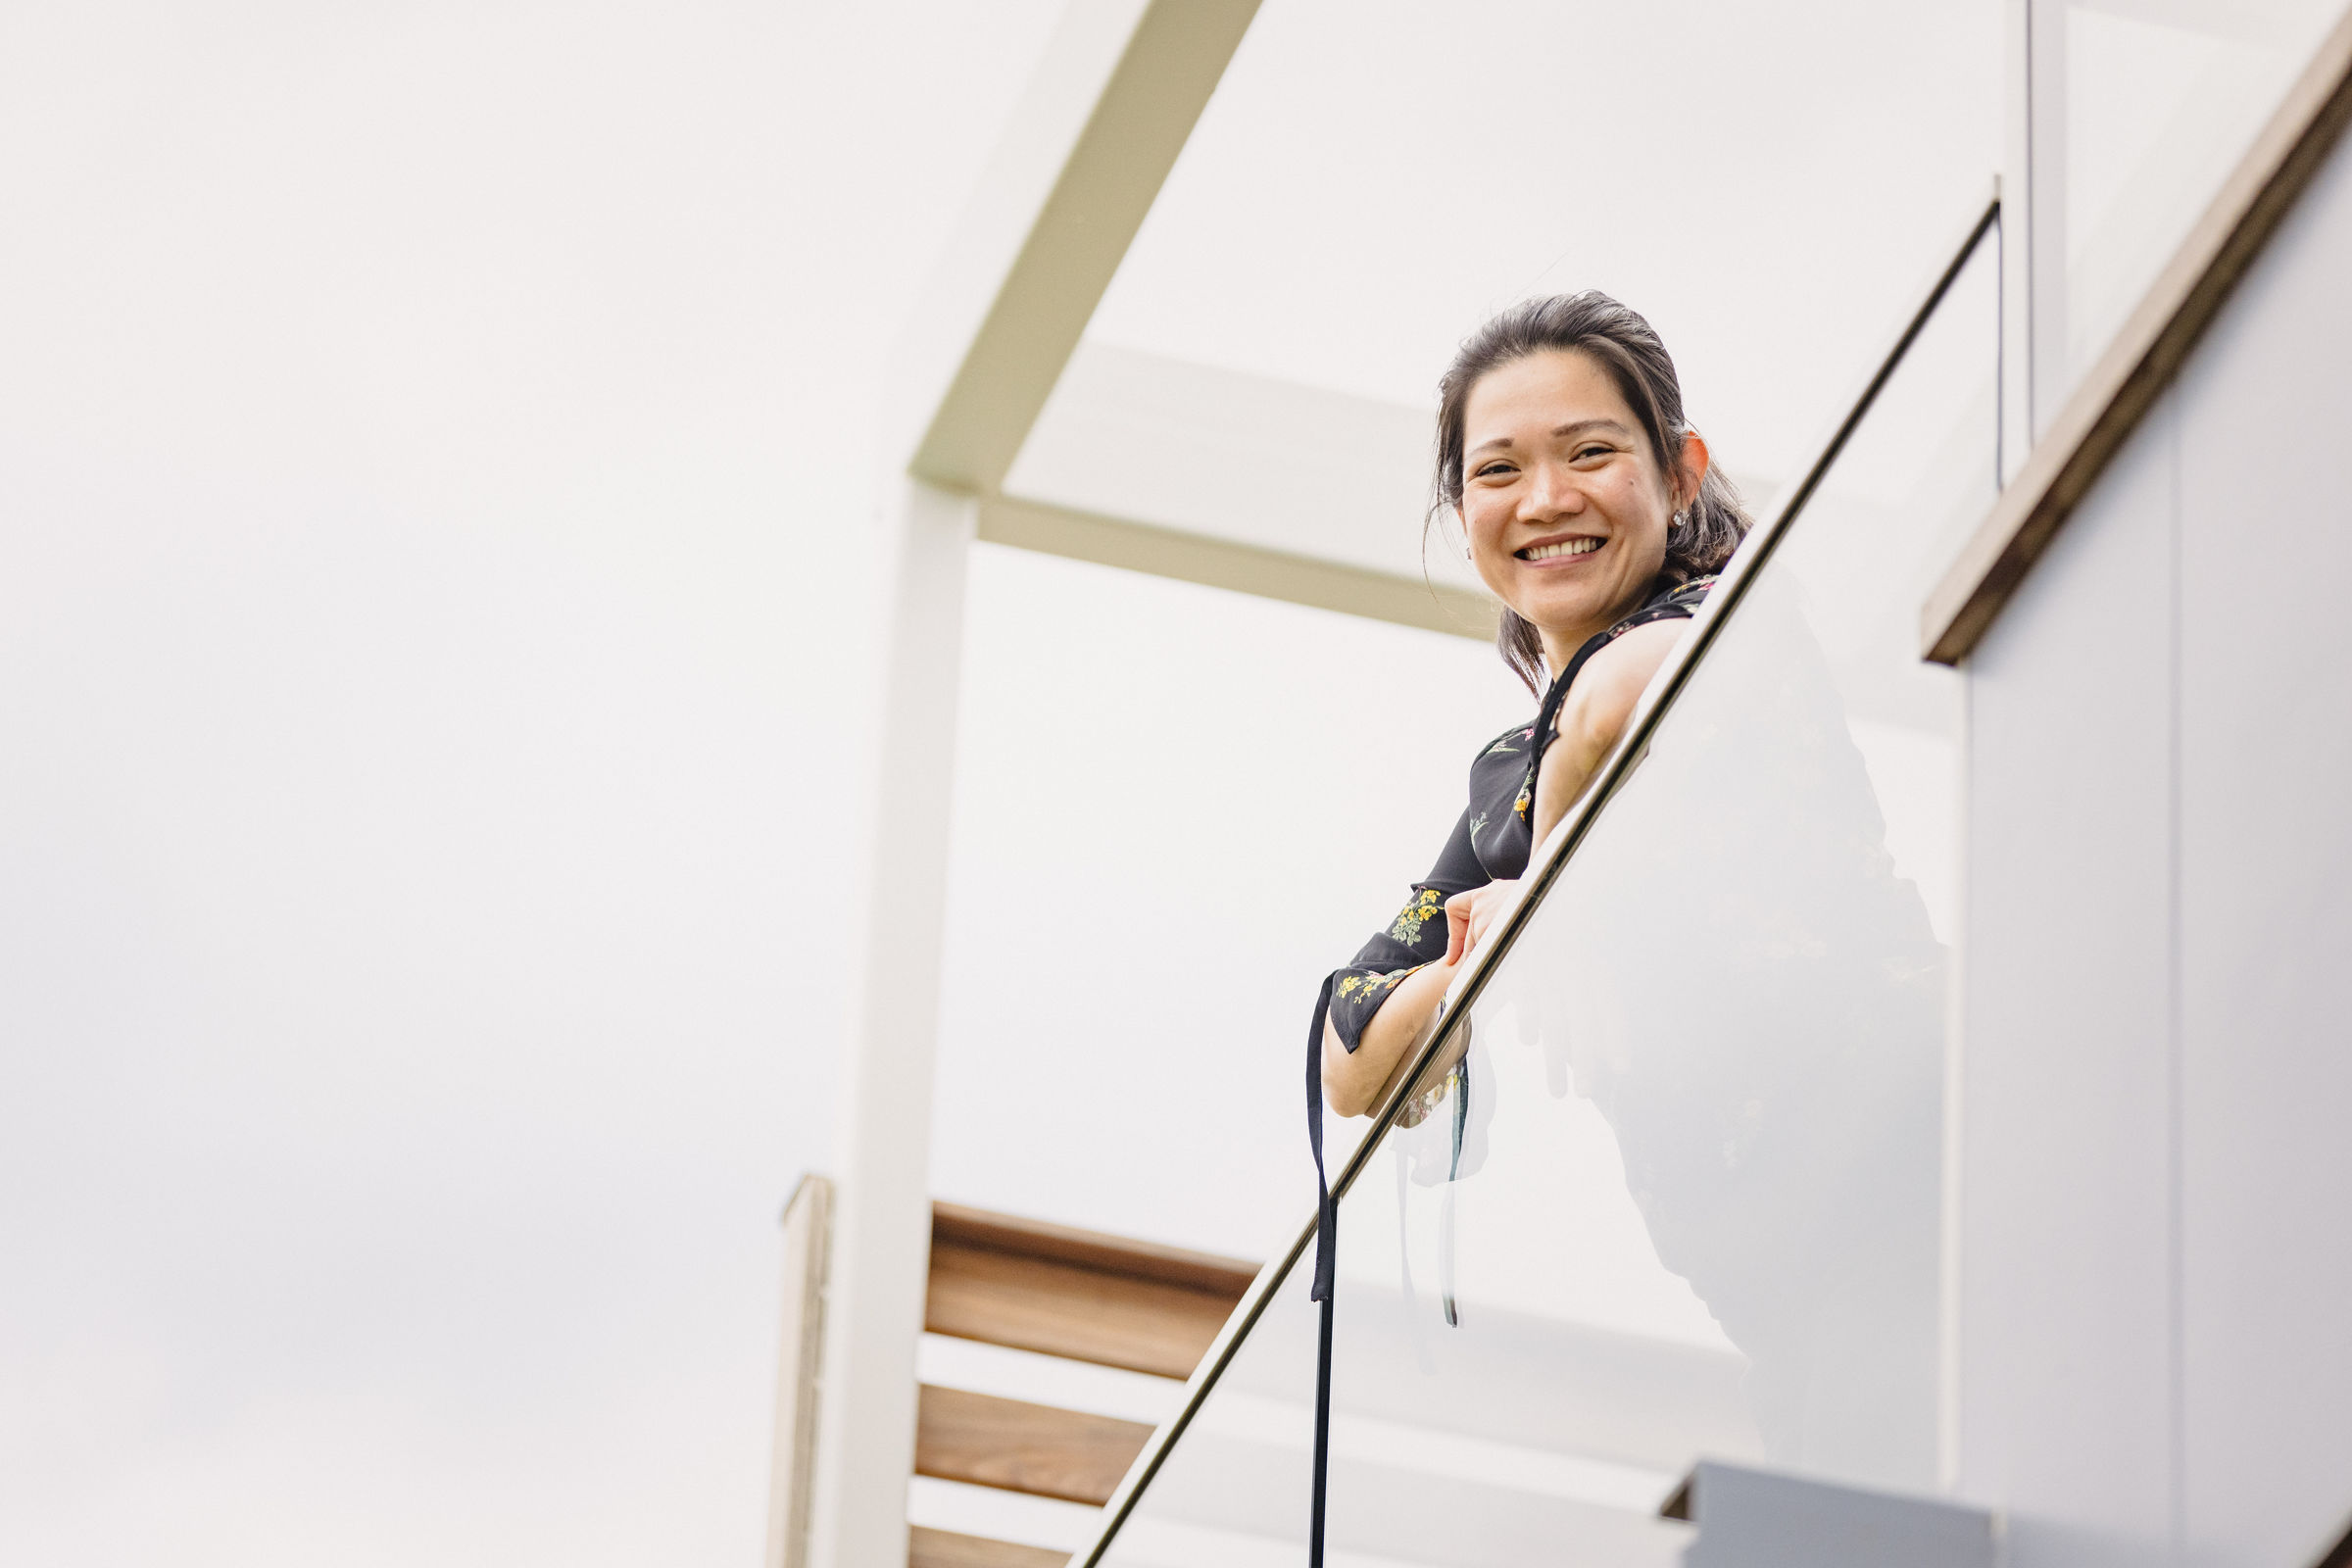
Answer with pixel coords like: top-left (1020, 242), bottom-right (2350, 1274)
top-left (1309, 291), bottom-right (1946, 1487)
top-left (1317, 291), bottom-right (1751, 1120)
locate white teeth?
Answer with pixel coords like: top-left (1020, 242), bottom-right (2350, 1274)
top-left (1522, 537), bottom-right (1601, 561)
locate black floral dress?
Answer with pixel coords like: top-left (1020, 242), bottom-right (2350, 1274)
top-left (1322, 575), bottom-right (1718, 1055)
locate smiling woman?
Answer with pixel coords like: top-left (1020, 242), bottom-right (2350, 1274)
top-left (1314, 293), bottom-right (1751, 1121)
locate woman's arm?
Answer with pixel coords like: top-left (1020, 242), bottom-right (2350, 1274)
top-left (1320, 876), bottom-right (1522, 1117)
top-left (1325, 617), bottom-right (1686, 1116)
top-left (1322, 958), bottom-right (1453, 1118)
top-left (1529, 618), bottom-right (1690, 846)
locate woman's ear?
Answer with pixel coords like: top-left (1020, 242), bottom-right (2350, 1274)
top-left (1676, 429), bottom-right (1713, 510)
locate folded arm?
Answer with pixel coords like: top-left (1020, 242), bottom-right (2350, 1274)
top-left (1320, 874), bottom-right (1524, 1117)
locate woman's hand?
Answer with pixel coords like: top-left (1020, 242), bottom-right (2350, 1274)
top-left (1326, 876), bottom-right (1520, 1118)
top-left (1444, 880), bottom-right (1521, 968)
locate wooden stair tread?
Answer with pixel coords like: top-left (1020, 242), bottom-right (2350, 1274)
top-left (896, 1204), bottom-right (1263, 1562)
top-left (906, 1526), bottom-right (1070, 1568)
top-left (914, 1385), bottom-right (1153, 1506)
top-left (932, 1201), bottom-right (1258, 1294)
top-left (927, 1238), bottom-right (1238, 1379)
top-left (927, 1202), bottom-right (1258, 1380)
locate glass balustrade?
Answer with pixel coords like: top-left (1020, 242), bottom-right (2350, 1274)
top-left (1077, 208), bottom-right (2000, 1568)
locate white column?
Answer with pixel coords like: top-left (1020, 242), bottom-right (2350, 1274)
top-left (2000, 0), bottom-right (2034, 482)
top-left (764, 1177), bottom-right (834, 1568)
top-left (790, 8), bottom-right (1259, 1557)
top-left (804, 477), bottom-right (976, 1568)
top-left (2009, 0), bottom-right (2071, 450)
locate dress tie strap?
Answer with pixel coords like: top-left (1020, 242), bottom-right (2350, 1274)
top-left (1304, 973), bottom-right (1336, 1566)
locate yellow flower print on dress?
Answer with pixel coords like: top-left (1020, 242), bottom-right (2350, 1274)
top-left (1337, 967), bottom-right (1415, 1004)
top-left (1383, 883), bottom-right (1439, 945)
top-left (1387, 887), bottom-right (1445, 945)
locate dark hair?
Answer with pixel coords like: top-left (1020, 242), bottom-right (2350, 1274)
top-left (1430, 291), bottom-right (1751, 694)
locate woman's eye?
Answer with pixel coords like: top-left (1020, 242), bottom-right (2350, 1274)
top-left (1473, 462), bottom-right (1515, 479)
top-left (1572, 444), bottom-right (1612, 463)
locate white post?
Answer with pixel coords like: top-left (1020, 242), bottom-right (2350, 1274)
top-left (792, 8), bottom-right (1258, 1561)
top-left (2011, 0), bottom-right (2071, 449)
top-left (2001, 0), bottom-right (2034, 482)
top-left (764, 1176), bottom-right (835, 1568)
top-left (804, 478), bottom-right (976, 1568)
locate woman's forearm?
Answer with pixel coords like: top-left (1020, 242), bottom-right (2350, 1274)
top-left (1321, 959), bottom-right (1457, 1118)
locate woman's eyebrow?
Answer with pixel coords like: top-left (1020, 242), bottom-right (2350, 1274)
top-left (1552, 417), bottom-right (1630, 440)
top-left (1467, 417), bottom-right (1630, 459)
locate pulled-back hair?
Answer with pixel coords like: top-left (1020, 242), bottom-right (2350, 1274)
top-left (1431, 291), bottom-right (1751, 694)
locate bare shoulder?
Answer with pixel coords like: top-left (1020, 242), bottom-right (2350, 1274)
top-left (1594, 615), bottom-right (1690, 669)
top-left (1566, 618), bottom-right (1690, 717)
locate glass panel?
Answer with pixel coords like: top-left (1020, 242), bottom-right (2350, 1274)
top-left (1087, 223), bottom-right (1999, 1564)
top-left (1094, 1265), bottom-right (1318, 1566)
top-left (2061, 0), bottom-right (2345, 392)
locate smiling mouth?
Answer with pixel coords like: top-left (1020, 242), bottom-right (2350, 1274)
top-left (1518, 537), bottom-right (1601, 562)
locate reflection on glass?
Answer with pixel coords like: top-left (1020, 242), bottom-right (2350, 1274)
top-left (2061, 0), bottom-right (2344, 390)
top-left (1089, 236), bottom-right (1997, 1564)
top-left (1432, 566), bottom-right (1947, 1491)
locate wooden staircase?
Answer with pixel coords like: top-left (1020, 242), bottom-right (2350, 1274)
top-left (907, 1201), bottom-right (1258, 1568)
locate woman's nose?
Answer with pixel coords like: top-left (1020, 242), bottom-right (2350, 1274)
top-left (1521, 461), bottom-right (1585, 519)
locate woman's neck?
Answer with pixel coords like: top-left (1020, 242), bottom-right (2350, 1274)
top-left (1537, 597), bottom-right (1643, 685)
top-left (1537, 625), bottom-right (1592, 684)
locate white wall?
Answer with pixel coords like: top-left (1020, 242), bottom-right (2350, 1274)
top-left (1958, 100), bottom-right (2352, 1568)
top-left (0, 3), bottom-right (1068, 1563)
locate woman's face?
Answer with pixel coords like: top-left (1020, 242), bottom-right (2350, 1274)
top-left (1457, 348), bottom-right (1699, 663)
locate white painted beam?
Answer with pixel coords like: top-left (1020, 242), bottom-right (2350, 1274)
top-left (978, 493), bottom-right (1494, 641)
top-left (996, 339), bottom-right (1496, 636)
top-left (811, 6), bottom-right (1263, 1565)
top-left (893, 0), bottom-right (1262, 491)
top-left (1004, 341), bottom-right (1475, 589)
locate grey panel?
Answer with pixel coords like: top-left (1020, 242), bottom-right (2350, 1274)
top-left (2172, 116), bottom-right (2352, 1568)
top-left (1680, 1461), bottom-right (1993, 1568)
top-left (1960, 391), bottom-right (2179, 1565)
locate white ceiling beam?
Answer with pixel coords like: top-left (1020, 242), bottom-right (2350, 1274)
top-left (978, 493), bottom-right (1497, 641)
top-left (1005, 341), bottom-right (1466, 587)
top-left (889, 0), bottom-right (1261, 492)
